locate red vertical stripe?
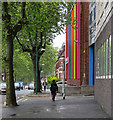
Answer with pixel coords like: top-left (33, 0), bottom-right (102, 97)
top-left (75, 4), bottom-right (77, 78)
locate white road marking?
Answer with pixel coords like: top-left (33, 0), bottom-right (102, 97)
top-left (17, 98), bottom-right (23, 103)
top-left (22, 99), bottom-right (28, 102)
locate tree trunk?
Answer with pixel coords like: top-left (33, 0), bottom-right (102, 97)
top-left (32, 55), bottom-right (42, 93)
top-left (6, 35), bottom-right (17, 107)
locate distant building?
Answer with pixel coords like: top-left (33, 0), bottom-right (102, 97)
top-left (55, 42), bottom-right (65, 81)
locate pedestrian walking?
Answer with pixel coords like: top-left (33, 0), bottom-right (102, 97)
top-left (50, 80), bottom-right (58, 101)
top-left (43, 80), bottom-right (47, 91)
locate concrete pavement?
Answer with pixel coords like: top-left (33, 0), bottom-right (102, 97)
top-left (1, 89), bottom-right (112, 119)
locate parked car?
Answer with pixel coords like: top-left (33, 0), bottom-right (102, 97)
top-left (56, 81), bottom-right (67, 87)
top-left (0, 82), bottom-right (6, 95)
top-left (14, 83), bottom-right (20, 90)
top-left (28, 83), bottom-right (34, 90)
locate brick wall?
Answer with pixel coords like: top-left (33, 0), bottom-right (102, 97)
top-left (80, 2), bottom-right (83, 85)
top-left (80, 2), bottom-right (89, 86)
top-left (67, 79), bottom-right (80, 87)
top-left (84, 2), bottom-right (89, 85)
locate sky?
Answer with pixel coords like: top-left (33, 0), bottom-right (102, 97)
top-left (53, 33), bottom-right (65, 50)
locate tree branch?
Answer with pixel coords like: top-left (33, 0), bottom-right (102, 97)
top-left (28, 32), bottom-right (33, 47)
top-left (39, 42), bottom-right (46, 56)
top-left (16, 36), bottom-right (32, 53)
top-left (21, 2), bottom-right (26, 18)
top-left (13, 2), bottom-right (27, 37)
top-left (39, 32), bottom-right (43, 49)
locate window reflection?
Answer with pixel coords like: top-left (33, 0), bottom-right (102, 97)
top-left (109, 35), bottom-right (111, 76)
top-left (96, 35), bottom-right (111, 79)
top-left (106, 39), bottom-right (108, 78)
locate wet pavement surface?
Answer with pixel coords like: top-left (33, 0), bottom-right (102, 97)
top-left (2, 94), bottom-right (111, 119)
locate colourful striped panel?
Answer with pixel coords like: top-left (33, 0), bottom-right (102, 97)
top-left (65, 26), bottom-right (67, 80)
top-left (75, 2), bottom-right (78, 79)
top-left (71, 9), bottom-right (73, 79)
top-left (70, 21), bottom-right (72, 79)
top-left (74, 4), bottom-right (76, 79)
top-left (78, 1), bottom-right (80, 79)
top-left (68, 24), bottom-right (70, 79)
top-left (67, 25), bottom-right (69, 79)
top-left (76, 2), bottom-right (78, 79)
top-left (73, 5), bottom-right (75, 79)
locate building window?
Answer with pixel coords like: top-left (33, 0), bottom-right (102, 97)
top-left (96, 49), bottom-right (99, 78)
top-left (94, 7), bottom-right (96, 20)
top-left (96, 35), bottom-right (112, 79)
top-left (106, 39), bottom-right (108, 77)
top-left (103, 42), bottom-right (105, 77)
top-left (102, 44), bottom-right (104, 78)
top-left (100, 11), bottom-right (104, 20)
top-left (109, 35), bottom-right (111, 76)
top-left (90, 12), bottom-right (92, 25)
top-left (100, 46), bottom-right (103, 77)
top-left (97, 20), bottom-right (100, 26)
top-left (105, 2), bottom-right (109, 9)
top-left (98, 49), bottom-right (101, 77)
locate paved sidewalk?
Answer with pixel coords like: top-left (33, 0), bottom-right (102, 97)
top-left (2, 90), bottom-right (111, 119)
top-left (27, 89), bottom-right (51, 97)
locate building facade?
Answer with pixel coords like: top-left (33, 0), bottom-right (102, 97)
top-left (55, 43), bottom-right (65, 81)
top-left (65, 2), bottom-right (89, 86)
top-left (94, 1), bottom-right (113, 118)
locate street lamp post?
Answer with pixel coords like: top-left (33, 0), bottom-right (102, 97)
top-left (62, 59), bottom-right (65, 99)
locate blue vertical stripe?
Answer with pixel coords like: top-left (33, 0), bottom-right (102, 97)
top-left (89, 46), bottom-right (94, 85)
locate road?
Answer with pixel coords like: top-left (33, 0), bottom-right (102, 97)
top-left (1, 89), bottom-right (33, 104)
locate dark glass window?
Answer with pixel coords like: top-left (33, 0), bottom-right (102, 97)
top-left (90, 12), bottom-right (92, 25)
top-left (94, 7), bottom-right (96, 20)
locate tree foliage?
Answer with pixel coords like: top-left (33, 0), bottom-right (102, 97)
top-left (2, 36), bottom-right (33, 85)
top-left (40, 44), bottom-right (58, 76)
top-left (13, 48), bottom-right (33, 85)
top-left (47, 76), bottom-right (59, 85)
top-left (14, 2), bottom-right (74, 92)
top-left (2, 1), bottom-right (76, 102)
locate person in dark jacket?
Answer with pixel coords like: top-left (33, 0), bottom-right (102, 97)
top-left (43, 80), bottom-right (47, 91)
top-left (50, 80), bottom-right (58, 101)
